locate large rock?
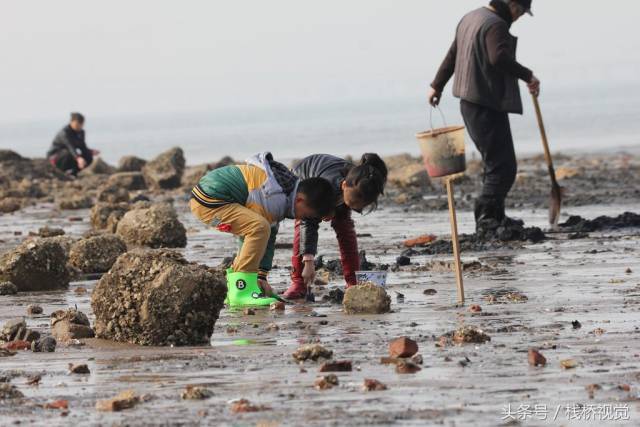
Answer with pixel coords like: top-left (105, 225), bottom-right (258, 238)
top-left (117, 156), bottom-right (147, 172)
top-left (384, 154), bottom-right (431, 189)
top-left (90, 202), bottom-right (130, 232)
top-left (51, 308), bottom-right (95, 342)
top-left (96, 184), bottom-right (131, 203)
top-left (0, 150), bottom-right (24, 162)
top-left (78, 157), bottom-right (116, 176)
top-left (343, 283), bottom-right (391, 314)
top-left (116, 203), bottom-right (187, 248)
top-left (106, 172), bottom-right (147, 191)
top-left (143, 147), bottom-right (185, 189)
top-left (57, 194), bottom-right (93, 210)
top-left (182, 156), bottom-right (234, 190)
top-left (91, 249), bottom-right (226, 346)
top-left (68, 234), bottom-right (127, 273)
top-left (0, 238), bottom-right (70, 291)
top-left (0, 197), bottom-right (22, 213)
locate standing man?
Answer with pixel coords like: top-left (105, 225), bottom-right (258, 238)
top-left (47, 112), bottom-right (99, 175)
top-left (428, 0), bottom-right (540, 233)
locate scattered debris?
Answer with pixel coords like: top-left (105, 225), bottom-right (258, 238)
top-left (292, 344), bottom-right (333, 362)
top-left (528, 349), bottom-right (547, 367)
top-left (314, 374), bottom-right (339, 390)
top-left (69, 363), bottom-right (90, 374)
top-left (363, 379), bottom-right (388, 391)
top-left (560, 359), bottom-right (578, 370)
top-left (319, 360), bottom-right (352, 372)
top-left (96, 390), bottom-right (141, 412)
top-left (559, 212), bottom-right (640, 233)
top-left (343, 282), bottom-right (391, 314)
top-left (483, 288), bottom-right (528, 304)
top-left (181, 385), bottom-right (213, 400)
top-left (229, 398), bottom-right (270, 413)
top-left (389, 337), bottom-right (419, 358)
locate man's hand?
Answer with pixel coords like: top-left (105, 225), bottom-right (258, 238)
top-left (527, 75), bottom-right (541, 97)
top-left (258, 278), bottom-right (274, 297)
top-left (301, 259), bottom-right (316, 286)
top-left (76, 156), bottom-right (87, 170)
top-left (428, 87), bottom-right (442, 107)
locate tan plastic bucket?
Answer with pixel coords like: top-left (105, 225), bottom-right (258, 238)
top-left (416, 125), bottom-right (466, 178)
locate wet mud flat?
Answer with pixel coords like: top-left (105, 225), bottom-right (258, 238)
top-left (1, 200), bottom-right (639, 426)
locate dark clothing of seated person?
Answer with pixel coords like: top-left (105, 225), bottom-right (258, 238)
top-left (47, 112), bottom-right (97, 175)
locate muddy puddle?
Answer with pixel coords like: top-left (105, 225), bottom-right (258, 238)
top-left (1, 201), bottom-right (639, 426)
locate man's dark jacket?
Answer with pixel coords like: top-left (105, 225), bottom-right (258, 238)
top-left (47, 125), bottom-right (92, 162)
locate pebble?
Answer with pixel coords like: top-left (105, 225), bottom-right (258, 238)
top-left (389, 337), bottom-right (419, 358)
top-left (362, 379), bottom-right (388, 391)
top-left (319, 360), bottom-right (352, 372)
top-left (27, 305), bottom-right (43, 316)
top-left (314, 374), bottom-right (339, 390)
top-left (395, 361), bottom-right (421, 374)
top-left (32, 336), bottom-right (57, 352)
top-left (528, 349), bottom-right (547, 367)
top-left (69, 363), bottom-right (90, 374)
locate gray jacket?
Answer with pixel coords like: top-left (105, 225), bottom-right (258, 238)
top-left (293, 154), bottom-right (352, 256)
top-left (452, 7), bottom-right (523, 114)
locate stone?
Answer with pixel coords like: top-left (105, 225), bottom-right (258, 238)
top-left (389, 337), bottom-right (419, 358)
top-left (96, 390), bottom-right (140, 412)
top-left (142, 147), bottom-right (185, 189)
top-left (31, 336), bottom-right (56, 352)
top-left (452, 326), bottom-right (491, 344)
top-left (0, 149), bottom-right (24, 162)
top-left (363, 379), bottom-right (388, 391)
top-left (269, 301), bottom-right (285, 311)
top-left (528, 348), bottom-right (547, 367)
top-left (0, 281), bottom-right (17, 295)
top-left (243, 308), bottom-right (256, 316)
top-left (560, 358), bottom-right (578, 369)
top-left (68, 234), bottom-right (127, 273)
top-left (181, 385), bottom-right (213, 400)
top-left (116, 203), bottom-right (187, 248)
top-left (395, 361), bottom-right (422, 374)
top-left (90, 202), bottom-right (130, 231)
top-left (423, 289), bottom-right (437, 295)
top-left (292, 344), bottom-right (333, 362)
top-left (57, 194), bottom-right (93, 210)
top-left (319, 360), bottom-right (352, 372)
top-left (69, 363), bottom-right (90, 374)
top-left (0, 383), bottom-right (24, 399)
top-left (343, 282), bottom-right (391, 314)
top-left (96, 184), bottom-right (130, 203)
top-left (37, 226), bottom-right (65, 238)
top-left (315, 374), bottom-right (339, 390)
top-left (396, 255), bottom-right (411, 266)
top-left (0, 319), bottom-right (26, 342)
top-left (44, 400), bottom-right (69, 410)
top-left (2, 340), bottom-right (31, 351)
top-left (91, 249), bottom-right (226, 346)
top-left (0, 349), bottom-right (16, 357)
top-left (51, 308), bottom-right (95, 342)
top-left (117, 156), bottom-right (147, 172)
top-left (384, 154), bottom-right (431, 189)
top-left (78, 157), bottom-right (116, 176)
top-left (229, 399), bottom-right (270, 413)
top-left (0, 197), bottom-right (21, 213)
top-left (106, 172), bottom-right (147, 191)
top-left (469, 304), bottom-right (482, 313)
top-left (27, 305), bottom-right (43, 316)
top-left (0, 238), bottom-right (70, 291)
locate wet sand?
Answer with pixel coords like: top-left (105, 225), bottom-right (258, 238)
top-left (1, 197), bottom-right (639, 426)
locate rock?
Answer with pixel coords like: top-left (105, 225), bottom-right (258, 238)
top-left (229, 399), bottom-right (270, 413)
top-left (389, 337), bottom-right (419, 358)
top-left (319, 360), bottom-right (352, 372)
top-left (555, 166), bottom-right (581, 180)
top-left (44, 400), bottom-right (69, 410)
top-left (411, 354), bottom-right (424, 365)
top-left (0, 383), bottom-right (24, 399)
top-left (90, 202), bottom-right (130, 231)
top-left (0, 238), bottom-right (70, 291)
top-left (26, 305), bottom-right (43, 316)
top-left (51, 308), bottom-right (95, 342)
top-left (0, 281), bottom-right (17, 295)
top-left (292, 344), bottom-right (333, 362)
top-left (68, 234), bottom-right (127, 273)
top-left (181, 385), bottom-right (213, 400)
top-left (118, 156), bottom-right (147, 172)
top-left (572, 320), bottom-right (582, 329)
top-left (0, 348), bottom-right (16, 357)
top-left (91, 249), bottom-right (226, 346)
top-left (0, 197), bottom-right (22, 213)
top-left (106, 172), bottom-right (147, 191)
top-left (560, 358), bottom-right (578, 369)
top-left (343, 282), bottom-right (391, 314)
top-left (96, 390), bottom-right (140, 412)
top-left (2, 340), bottom-right (31, 351)
top-left (1, 319), bottom-right (26, 342)
top-left (404, 234), bottom-right (437, 248)
top-left (363, 379), bottom-right (388, 391)
top-left (31, 336), bottom-right (56, 352)
top-left (143, 147), bottom-right (185, 189)
top-left (0, 149), bottom-right (24, 162)
top-left (243, 308), bottom-right (256, 316)
top-left (423, 289), bottom-right (437, 296)
top-left (469, 304), bottom-right (482, 313)
top-left (452, 326), bottom-right (491, 344)
top-left (69, 363), bottom-right (90, 374)
top-left (269, 301), bottom-right (285, 311)
top-left (78, 157), bottom-right (116, 176)
top-left (396, 255), bottom-right (411, 266)
top-left (314, 374), bottom-right (339, 390)
top-left (96, 184), bottom-right (130, 203)
top-left (37, 226), bottom-right (65, 238)
top-left (385, 154), bottom-right (431, 189)
top-left (395, 361), bottom-right (422, 374)
top-left (116, 203), bottom-right (187, 248)
top-left (528, 348), bottom-right (547, 367)
top-left (57, 194), bottom-right (93, 210)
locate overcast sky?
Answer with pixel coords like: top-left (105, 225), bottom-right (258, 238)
top-left (1, 1), bottom-right (638, 123)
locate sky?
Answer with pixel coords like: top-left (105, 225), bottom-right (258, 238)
top-left (2, 0), bottom-right (639, 125)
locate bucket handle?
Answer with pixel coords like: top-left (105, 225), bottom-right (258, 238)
top-left (429, 106), bottom-right (448, 131)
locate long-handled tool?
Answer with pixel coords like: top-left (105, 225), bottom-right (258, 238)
top-left (531, 94), bottom-right (563, 227)
top-left (445, 176), bottom-right (465, 305)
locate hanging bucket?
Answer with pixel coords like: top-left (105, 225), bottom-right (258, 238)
top-left (416, 108), bottom-right (466, 178)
